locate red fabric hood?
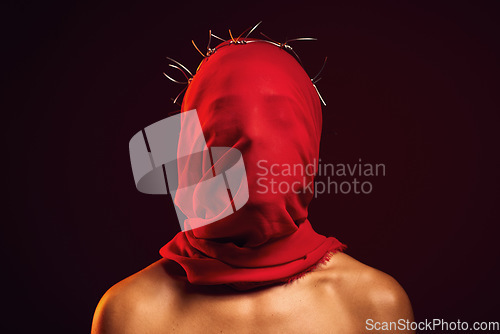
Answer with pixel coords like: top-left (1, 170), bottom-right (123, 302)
top-left (160, 39), bottom-right (345, 288)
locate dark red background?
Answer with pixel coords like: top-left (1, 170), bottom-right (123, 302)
top-left (2, 1), bottom-right (499, 333)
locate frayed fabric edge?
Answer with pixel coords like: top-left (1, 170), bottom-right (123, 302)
top-left (221, 243), bottom-right (347, 291)
top-left (284, 243), bottom-right (347, 285)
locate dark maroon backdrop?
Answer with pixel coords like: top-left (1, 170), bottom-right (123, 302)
top-left (2, 1), bottom-right (499, 333)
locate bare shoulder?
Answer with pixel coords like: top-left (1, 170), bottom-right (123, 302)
top-left (314, 252), bottom-right (414, 327)
top-left (91, 259), bottom-right (182, 334)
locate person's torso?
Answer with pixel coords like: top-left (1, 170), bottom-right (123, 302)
top-left (150, 260), bottom-right (365, 334)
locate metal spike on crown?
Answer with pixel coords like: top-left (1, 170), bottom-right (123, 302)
top-left (163, 21), bottom-right (328, 106)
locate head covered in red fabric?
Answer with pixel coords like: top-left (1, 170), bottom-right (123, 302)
top-left (160, 38), bottom-right (345, 289)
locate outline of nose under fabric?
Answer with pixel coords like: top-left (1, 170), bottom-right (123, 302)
top-left (129, 109), bottom-right (249, 231)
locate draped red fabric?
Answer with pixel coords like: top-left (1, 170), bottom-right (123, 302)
top-left (160, 39), bottom-right (345, 289)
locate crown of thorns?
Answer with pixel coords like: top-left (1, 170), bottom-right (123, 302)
top-left (163, 21), bottom-right (327, 107)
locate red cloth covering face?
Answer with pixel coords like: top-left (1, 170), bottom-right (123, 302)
top-left (160, 39), bottom-right (345, 289)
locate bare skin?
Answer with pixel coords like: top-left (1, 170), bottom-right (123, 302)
top-left (92, 252), bottom-right (414, 334)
